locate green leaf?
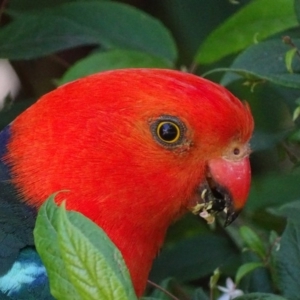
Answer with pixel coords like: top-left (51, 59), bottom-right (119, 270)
top-left (239, 226), bottom-right (266, 259)
top-left (150, 234), bottom-right (237, 283)
top-left (292, 106), bottom-right (300, 121)
top-left (285, 48), bottom-right (297, 73)
top-left (235, 262), bottom-right (264, 286)
top-left (191, 288), bottom-right (209, 300)
top-left (7, 0), bottom-right (82, 13)
top-left (295, 0), bottom-right (300, 23)
top-left (248, 172), bottom-right (300, 211)
top-left (58, 205), bottom-right (134, 299)
top-left (268, 231), bottom-right (280, 291)
top-left (0, 2), bottom-right (177, 62)
top-left (196, 0), bottom-right (298, 64)
top-left (34, 194), bottom-right (80, 300)
top-left (275, 219), bottom-right (300, 300)
top-left (288, 125), bottom-right (300, 141)
top-left (269, 200), bottom-right (300, 221)
top-left (58, 49), bottom-right (173, 85)
top-left (236, 293), bottom-right (288, 300)
top-left (203, 39), bottom-right (300, 89)
top-left (209, 268), bottom-right (220, 289)
top-left (34, 195), bottom-right (137, 300)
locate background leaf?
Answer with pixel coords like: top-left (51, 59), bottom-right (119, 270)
top-left (58, 49), bottom-right (173, 85)
top-left (34, 196), bottom-right (137, 300)
top-left (196, 0), bottom-right (298, 64)
top-left (275, 218), bottom-right (300, 300)
top-left (150, 234), bottom-right (238, 283)
top-left (235, 262), bottom-right (264, 286)
top-left (239, 226), bottom-right (266, 258)
top-left (203, 39), bottom-right (300, 89)
top-left (0, 2), bottom-right (177, 62)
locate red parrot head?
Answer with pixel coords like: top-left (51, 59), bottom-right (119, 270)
top-left (6, 69), bottom-right (254, 296)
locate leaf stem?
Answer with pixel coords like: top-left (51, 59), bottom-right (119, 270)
top-left (282, 36), bottom-right (300, 60)
top-left (49, 55), bottom-right (70, 69)
top-left (188, 61), bottom-right (199, 74)
top-left (147, 280), bottom-right (181, 300)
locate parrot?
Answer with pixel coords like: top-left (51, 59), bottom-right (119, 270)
top-left (0, 68), bottom-right (254, 299)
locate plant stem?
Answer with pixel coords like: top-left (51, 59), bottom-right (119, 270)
top-left (147, 280), bottom-right (181, 300)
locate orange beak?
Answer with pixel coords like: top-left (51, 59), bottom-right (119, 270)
top-left (207, 156), bottom-right (251, 226)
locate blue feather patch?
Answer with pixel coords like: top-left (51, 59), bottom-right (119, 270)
top-left (0, 248), bottom-right (52, 299)
top-left (0, 127), bottom-right (52, 299)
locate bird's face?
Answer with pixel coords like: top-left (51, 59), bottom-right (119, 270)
top-left (105, 69), bottom-right (254, 226)
top-left (8, 69), bottom-right (253, 227)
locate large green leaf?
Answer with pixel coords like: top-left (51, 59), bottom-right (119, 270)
top-left (0, 2), bottom-right (177, 62)
top-left (196, 0), bottom-right (298, 64)
top-left (275, 218), bottom-right (300, 299)
top-left (58, 49), bottom-right (173, 85)
top-left (7, 0), bottom-right (91, 13)
top-left (34, 195), bottom-right (137, 300)
top-left (150, 234), bottom-right (237, 283)
top-left (203, 39), bottom-right (300, 89)
top-left (269, 200), bottom-right (300, 220)
top-left (247, 172), bottom-right (300, 211)
top-left (295, 0), bottom-right (300, 23)
top-left (34, 195), bottom-right (79, 299)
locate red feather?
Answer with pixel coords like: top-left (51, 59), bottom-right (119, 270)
top-left (6, 69), bottom-right (253, 296)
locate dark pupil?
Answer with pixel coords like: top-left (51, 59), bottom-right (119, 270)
top-left (159, 123), bottom-right (177, 141)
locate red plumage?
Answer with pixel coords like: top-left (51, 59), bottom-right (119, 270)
top-left (5, 69), bottom-right (253, 296)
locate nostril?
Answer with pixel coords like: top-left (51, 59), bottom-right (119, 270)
top-left (233, 148), bottom-right (240, 155)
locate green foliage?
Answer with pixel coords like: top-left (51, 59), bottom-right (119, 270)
top-left (58, 49), bottom-right (173, 85)
top-left (196, 0), bottom-right (298, 64)
top-left (34, 194), bottom-right (137, 300)
top-left (150, 234), bottom-right (238, 283)
top-left (2, 0), bottom-right (300, 299)
top-left (0, 2), bottom-right (176, 62)
top-left (203, 39), bottom-right (300, 89)
top-left (235, 262), bottom-right (264, 286)
top-left (239, 226), bottom-right (266, 259)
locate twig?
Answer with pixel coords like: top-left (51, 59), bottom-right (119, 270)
top-left (49, 54), bottom-right (70, 69)
top-left (280, 142), bottom-right (299, 165)
top-left (264, 236), bottom-right (281, 265)
top-left (188, 61), bottom-right (199, 74)
top-left (282, 36), bottom-right (300, 60)
top-left (210, 285), bottom-right (214, 300)
top-left (147, 280), bottom-right (181, 300)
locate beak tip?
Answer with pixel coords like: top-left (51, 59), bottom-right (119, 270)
top-left (224, 209), bottom-right (240, 227)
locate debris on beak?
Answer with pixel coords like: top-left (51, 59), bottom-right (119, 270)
top-left (191, 178), bottom-right (239, 227)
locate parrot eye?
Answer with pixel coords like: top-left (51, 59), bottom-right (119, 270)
top-left (151, 116), bottom-right (185, 147)
top-left (157, 122), bottom-right (180, 142)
